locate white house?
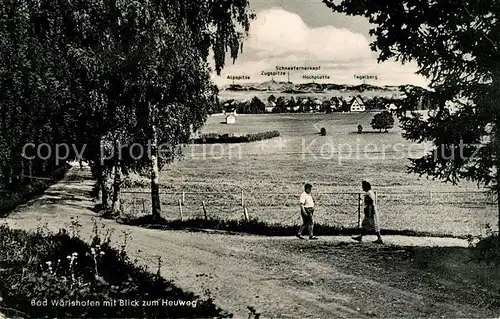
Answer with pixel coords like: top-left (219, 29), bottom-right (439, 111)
top-left (349, 96), bottom-right (366, 112)
top-left (225, 114), bottom-right (236, 124)
top-left (265, 101), bottom-right (276, 113)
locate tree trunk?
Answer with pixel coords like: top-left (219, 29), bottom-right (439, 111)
top-left (46, 151), bottom-right (54, 175)
top-left (1, 166), bottom-right (11, 188)
top-left (90, 161), bottom-right (101, 201)
top-left (11, 154), bottom-right (21, 188)
top-left (150, 103), bottom-right (161, 219)
top-left (96, 137), bottom-right (109, 211)
top-left (21, 159), bottom-right (25, 183)
top-left (33, 156), bottom-right (42, 178)
top-left (496, 129), bottom-right (500, 233)
top-left (99, 166), bottom-right (109, 210)
top-left (495, 72), bottom-right (500, 233)
top-left (495, 131), bottom-right (500, 232)
top-left (111, 163), bottom-right (121, 213)
top-left (111, 138), bottom-right (122, 213)
top-left (497, 178), bottom-right (500, 233)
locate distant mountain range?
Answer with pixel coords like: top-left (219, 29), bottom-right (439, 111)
top-left (219, 80), bottom-right (425, 94)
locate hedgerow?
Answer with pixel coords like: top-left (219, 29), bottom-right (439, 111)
top-left (192, 131), bottom-right (280, 144)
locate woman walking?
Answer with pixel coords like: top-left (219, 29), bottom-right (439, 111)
top-left (352, 180), bottom-right (383, 244)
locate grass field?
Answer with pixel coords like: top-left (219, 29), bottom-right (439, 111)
top-left (123, 113), bottom-right (498, 237)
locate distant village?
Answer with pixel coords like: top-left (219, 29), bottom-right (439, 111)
top-left (217, 94), bottom-right (432, 117)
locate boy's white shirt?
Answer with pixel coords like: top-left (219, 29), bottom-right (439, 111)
top-left (300, 191), bottom-right (314, 208)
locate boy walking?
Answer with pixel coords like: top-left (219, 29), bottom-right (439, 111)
top-left (297, 183), bottom-right (318, 240)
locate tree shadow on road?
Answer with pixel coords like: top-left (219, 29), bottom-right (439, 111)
top-left (293, 241), bottom-right (500, 317)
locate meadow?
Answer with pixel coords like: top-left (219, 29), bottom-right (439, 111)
top-left (123, 113), bottom-right (497, 237)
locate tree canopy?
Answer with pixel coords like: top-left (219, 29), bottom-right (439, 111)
top-left (371, 111), bottom-right (394, 132)
top-left (0, 0), bottom-right (254, 217)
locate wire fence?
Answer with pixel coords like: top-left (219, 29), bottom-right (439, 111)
top-left (119, 189), bottom-right (498, 236)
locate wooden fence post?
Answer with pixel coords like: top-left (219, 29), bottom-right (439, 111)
top-left (243, 205), bottom-right (249, 222)
top-left (178, 199), bottom-right (183, 221)
top-left (119, 198), bottom-right (123, 213)
top-left (202, 201), bottom-right (208, 220)
top-left (142, 199), bottom-right (146, 215)
top-left (241, 190), bottom-right (244, 207)
top-left (357, 193), bottom-right (361, 228)
top-left (182, 191), bottom-right (185, 206)
top-left (133, 197), bottom-right (137, 215)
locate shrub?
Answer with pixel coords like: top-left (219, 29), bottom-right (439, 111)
top-left (0, 222), bottom-right (229, 318)
top-left (319, 127), bottom-right (326, 136)
top-left (470, 231), bottom-right (500, 265)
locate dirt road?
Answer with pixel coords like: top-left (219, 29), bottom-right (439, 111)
top-left (3, 165), bottom-right (498, 318)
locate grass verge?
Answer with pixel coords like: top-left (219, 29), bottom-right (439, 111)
top-left (0, 221), bottom-right (230, 318)
top-left (0, 164), bottom-right (70, 217)
top-left (117, 215), bottom-right (465, 239)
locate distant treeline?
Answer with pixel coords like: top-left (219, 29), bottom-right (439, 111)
top-left (224, 82), bottom-right (413, 93)
top-left (192, 131), bottom-right (280, 144)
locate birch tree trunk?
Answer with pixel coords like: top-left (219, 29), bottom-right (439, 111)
top-left (111, 137), bottom-right (122, 213)
top-left (494, 73), bottom-right (500, 233)
top-left (495, 126), bottom-right (500, 233)
top-left (111, 163), bottom-right (121, 213)
top-left (150, 102), bottom-right (161, 219)
top-left (97, 136), bottom-right (109, 210)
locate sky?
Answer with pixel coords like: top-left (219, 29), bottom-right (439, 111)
top-left (210, 0), bottom-right (430, 88)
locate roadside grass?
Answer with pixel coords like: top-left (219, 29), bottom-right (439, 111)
top-left (116, 214), bottom-right (464, 239)
top-left (0, 164), bottom-right (70, 217)
top-left (0, 219), bottom-right (230, 318)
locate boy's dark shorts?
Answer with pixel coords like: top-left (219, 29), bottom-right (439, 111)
top-left (301, 207), bottom-right (314, 225)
